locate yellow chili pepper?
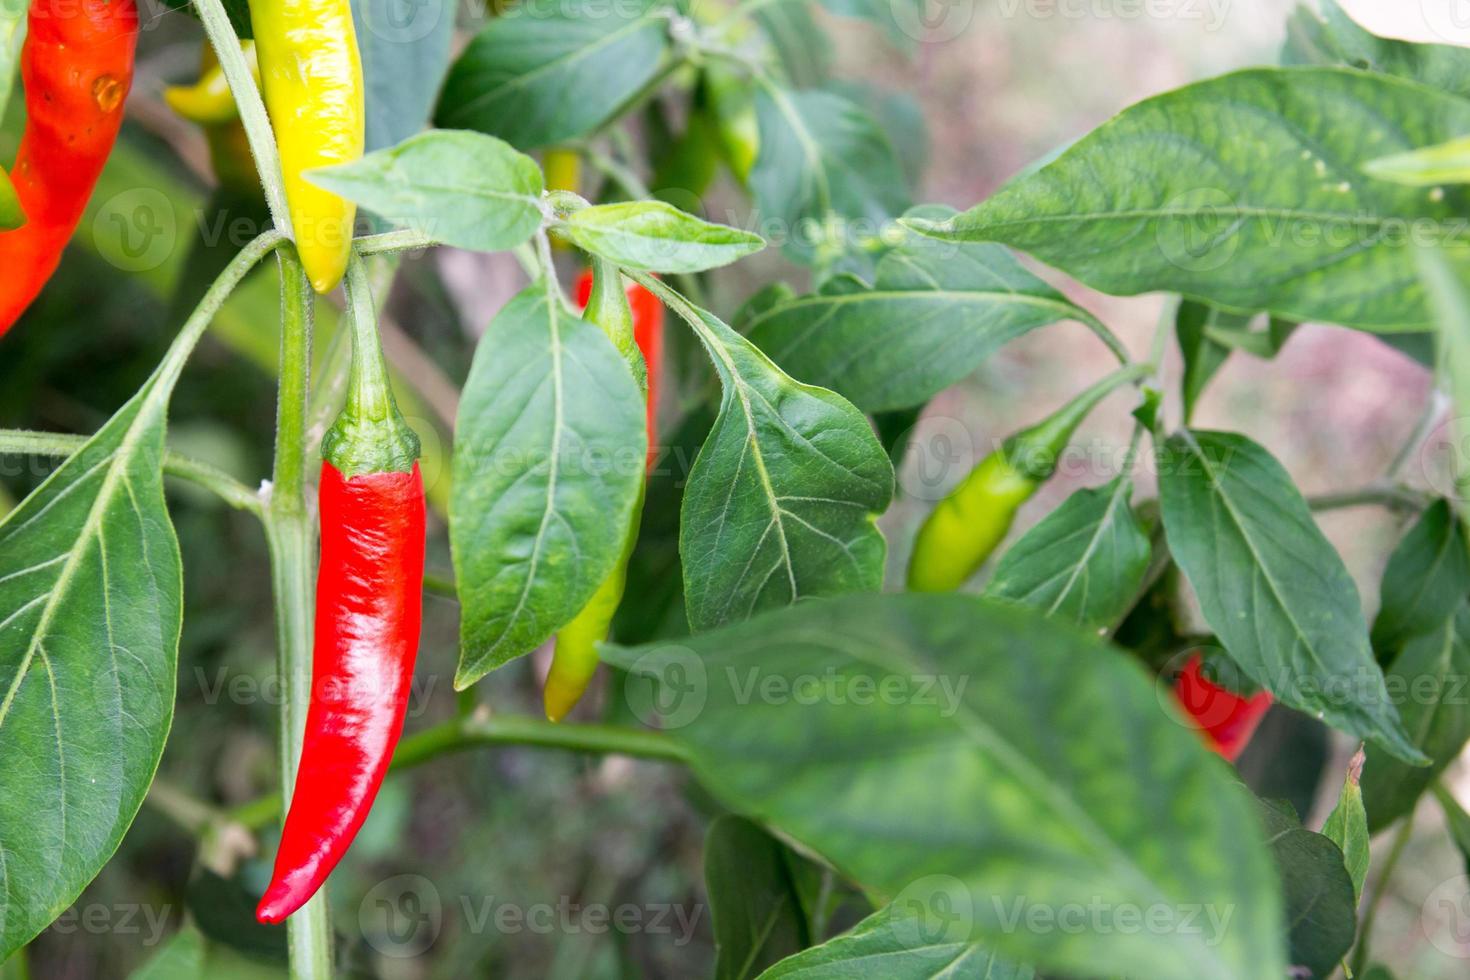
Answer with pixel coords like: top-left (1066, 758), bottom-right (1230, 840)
top-left (249, 0), bottom-right (364, 293)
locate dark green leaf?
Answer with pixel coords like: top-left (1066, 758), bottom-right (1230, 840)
top-left (605, 594), bottom-right (1288, 979)
top-left (750, 85), bottom-right (909, 264)
top-left (450, 282), bottom-right (646, 685)
top-left (1362, 608), bottom-right (1470, 832)
top-left (1282, 0), bottom-right (1470, 98)
top-left (745, 222), bottom-right (1091, 411)
top-left (1432, 782), bottom-right (1470, 878)
top-left (559, 201), bottom-right (764, 273)
top-left (985, 475), bottom-right (1151, 632)
top-left (352, 0), bottom-right (455, 153)
top-left (0, 345), bottom-right (189, 957)
top-left (826, 82), bottom-right (928, 191)
top-left (307, 130), bottom-right (543, 251)
top-left (434, 0), bottom-right (676, 149)
top-left (127, 925), bottom-right (206, 979)
top-left (1319, 748), bottom-right (1370, 904)
top-left (185, 869), bottom-right (288, 964)
top-left (1372, 499), bottom-right (1470, 657)
top-left (666, 288), bottom-right (893, 632)
top-left (1255, 798), bottom-right (1357, 976)
top-left (1158, 430), bottom-right (1423, 763)
top-left (753, 4), bottom-right (832, 89)
top-left (1175, 300), bottom-right (1238, 422)
top-left (755, 904), bottom-right (1033, 980)
top-left (706, 816), bottom-right (812, 979)
top-left (910, 68), bottom-right (1470, 332)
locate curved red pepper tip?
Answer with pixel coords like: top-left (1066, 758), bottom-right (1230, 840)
top-left (1174, 653), bottom-right (1273, 762)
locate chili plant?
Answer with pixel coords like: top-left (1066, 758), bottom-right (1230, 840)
top-left (2, 0), bottom-right (1470, 977)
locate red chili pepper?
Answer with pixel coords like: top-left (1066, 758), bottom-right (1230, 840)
top-left (1174, 654), bottom-right (1272, 762)
top-left (257, 257), bottom-right (424, 924)
top-left (576, 268), bottom-right (663, 469)
top-left (0, 0), bottom-right (137, 337)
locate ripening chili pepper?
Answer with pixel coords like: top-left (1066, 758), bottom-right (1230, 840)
top-left (544, 147), bottom-right (580, 250)
top-left (907, 364), bottom-right (1148, 593)
top-left (543, 262), bottom-right (662, 721)
top-left (1174, 654), bottom-right (1272, 762)
top-left (0, 0), bottom-right (137, 337)
top-left (249, 0), bottom-right (364, 294)
top-left (164, 43), bottom-right (261, 194)
top-left (257, 257), bottom-right (424, 924)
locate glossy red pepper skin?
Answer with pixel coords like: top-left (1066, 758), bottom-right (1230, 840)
top-left (0, 0), bottom-right (137, 336)
top-left (1174, 654), bottom-right (1272, 762)
top-left (257, 461), bottom-right (425, 924)
top-left (576, 270), bottom-right (663, 470)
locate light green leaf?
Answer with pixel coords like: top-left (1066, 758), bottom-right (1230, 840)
top-left (1255, 799), bottom-right (1357, 976)
top-left (1362, 607), bottom-right (1470, 832)
top-left (756, 904), bottom-right (1033, 980)
top-left (0, 168), bottom-right (19, 232)
top-left (984, 475), bottom-right (1150, 633)
top-left (558, 201), bottom-right (764, 273)
top-left (750, 85), bottom-right (909, 264)
top-left (1432, 782), bottom-right (1470, 878)
top-left (306, 130), bottom-right (543, 251)
top-left (604, 594), bottom-right (1287, 979)
top-left (0, 0), bottom-right (24, 136)
top-left (652, 282), bottom-right (893, 632)
top-left (1158, 430), bottom-right (1424, 763)
top-left (1282, 0), bottom-right (1470, 98)
top-left (706, 816), bottom-right (812, 980)
top-left (1372, 499), bottom-right (1470, 657)
top-left (745, 218), bottom-right (1092, 412)
top-left (911, 68), bottom-right (1470, 332)
top-left (1319, 749), bottom-right (1369, 905)
top-left (450, 282), bottom-right (646, 685)
top-left (0, 332), bottom-right (195, 955)
top-left (353, 0), bottom-right (454, 153)
top-left (434, 0), bottom-right (676, 149)
top-left (128, 925), bottom-right (206, 979)
top-left (1365, 136), bottom-right (1470, 187)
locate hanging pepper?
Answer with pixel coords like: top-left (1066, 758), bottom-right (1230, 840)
top-left (544, 148), bottom-right (579, 251)
top-left (0, 0), bottom-right (138, 337)
top-left (164, 42), bottom-right (261, 194)
top-left (256, 257), bottom-right (424, 924)
top-left (907, 365), bottom-right (1146, 593)
top-left (543, 263), bottom-right (663, 721)
top-left (1174, 654), bottom-right (1272, 762)
top-left (249, 0), bottom-right (364, 294)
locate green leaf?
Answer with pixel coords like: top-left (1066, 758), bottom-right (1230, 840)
top-left (605, 595), bottom-right (1287, 979)
top-left (755, 904), bottom-right (1033, 980)
top-left (705, 816), bottom-right (812, 979)
top-left (814, 0), bottom-right (917, 51)
top-left (1365, 136), bottom-right (1470, 187)
top-left (1361, 608), bottom-right (1470, 832)
top-left (450, 282), bottom-right (646, 685)
top-left (434, 0), bottom-right (676, 149)
top-left (984, 475), bottom-right (1151, 633)
top-left (1421, 247), bottom-right (1470, 501)
top-left (127, 925), bottom-right (206, 979)
top-left (1157, 430), bottom-right (1424, 763)
top-left (306, 130), bottom-right (543, 252)
top-left (827, 82), bottom-right (928, 192)
top-left (662, 287), bottom-right (894, 632)
top-left (0, 350), bottom-right (190, 957)
top-left (744, 222), bottom-right (1092, 412)
top-left (910, 68), bottom-right (1470, 332)
top-left (1176, 300), bottom-right (1246, 422)
top-left (352, 0), bottom-right (454, 153)
top-left (1282, 0), bottom-right (1470, 98)
top-left (753, 4), bottom-right (832, 89)
top-left (1432, 782), bottom-right (1470, 878)
top-left (750, 85), bottom-right (909, 264)
top-left (1255, 799), bottom-right (1357, 976)
top-left (0, 0), bottom-right (26, 130)
top-left (558, 201), bottom-right (765, 273)
top-left (1319, 748), bottom-right (1370, 904)
top-left (1371, 499), bottom-right (1470, 657)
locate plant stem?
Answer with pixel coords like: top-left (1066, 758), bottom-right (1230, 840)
top-left (230, 714), bottom-right (690, 830)
top-left (1076, 311), bottom-right (1133, 367)
top-left (1349, 805), bottom-right (1416, 976)
top-left (353, 229), bottom-right (440, 257)
top-left (1307, 483), bottom-right (1429, 514)
top-left (0, 429), bottom-right (263, 514)
top-left (192, 0), bottom-right (290, 234)
top-left (263, 248), bottom-right (332, 979)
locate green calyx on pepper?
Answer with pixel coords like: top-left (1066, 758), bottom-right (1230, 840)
top-left (907, 362), bottom-right (1150, 593)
